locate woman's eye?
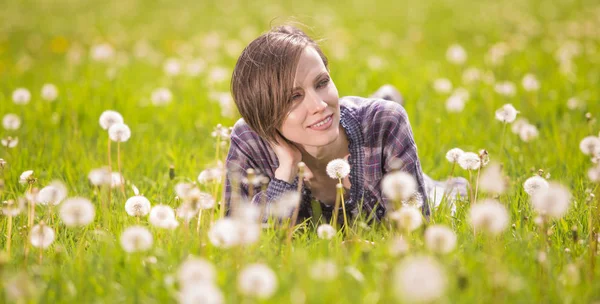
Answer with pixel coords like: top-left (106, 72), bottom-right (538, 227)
top-left (291, 94), bottom-right (302, 101)
top-left (318, 78), bottom-right (330, 88)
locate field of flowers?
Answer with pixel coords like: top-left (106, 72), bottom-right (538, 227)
top-left (1, 0), bottom-right (600, 302)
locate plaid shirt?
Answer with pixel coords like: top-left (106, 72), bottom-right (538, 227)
top-left (224, 96), bottom-right (431, 223)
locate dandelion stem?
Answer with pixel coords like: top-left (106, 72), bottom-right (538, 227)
top-left (500, 122), bottom-right (507, 154)
top-left (331, 187), bottom-right (341, 230)
top-left (338, 180), bottom-right (350, 236)
top-left (6, 215), bottom-right (12, 259)
top-left (286, 165), bottom-right (305, 245)
top-left (107, 136), bottom-right (112, 172)
top-left (117, 141), bottom-right (126, 197)
top-left (468, 170), bottom-right (474, 205)
top-left (196, 209), bottom-right (203, 235)
top-left (474, 166), bottom-right (482, 203)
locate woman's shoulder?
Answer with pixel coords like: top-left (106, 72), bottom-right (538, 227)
top-left (340, 96), bottom-right (409, 129)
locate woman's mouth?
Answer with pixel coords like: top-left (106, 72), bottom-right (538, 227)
top-left (308, 114), bottom-right (333, 131)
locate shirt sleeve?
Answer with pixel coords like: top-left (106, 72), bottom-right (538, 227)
top-left (377, 102), bottom-right (429, 216)
top-left (223, 125), bottom-right (299, 217)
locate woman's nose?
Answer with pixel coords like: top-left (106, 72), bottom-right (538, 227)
top-left (305, 91), bottom-right (327, 114)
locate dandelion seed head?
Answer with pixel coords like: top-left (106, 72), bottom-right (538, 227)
top-left (433, 78), bottom-right (453, 93)
top-left (326, 158), bottom-right (350, 179)
top-left (125, 195), bottom-right (151, 217)
top-left (41, 83), bottom-right (59, 101)
top-left (198, 167), bottom-right (224, 184)
top-left (176, 202), bottom-right (198, 222)
top-left (494, 81), bottom-right (516, 97)
top-left (99, 110), bottom-right (124, 130)
top-left (59, 197), bottom-right (95, 227)
top-left (149, 205), bottom-right (177, 229)
top-left (208, 218), bottom-right (240, 248)
top-left (37, 181), bottom-right (68, 206)
top-left (120, 226), bottom-right (153, 253)
top-left (1, 136), bottom-right (19, 148)
top-left (150, 87), bottom-right (173, 106)
top-left (446, 43), bottom-right (467, 64)
top-left (393, 256), bottom-right (447, 303)
top-left (445, 94), bottom-right (466, 112)
top-left (179, 284), bottom-right (224, 304)
top-left (178, 257), bottom-right (216, 287)
top-left (588, 165), bottom-right (600, 183)
top-left (12, 88), bottom-right (31, 105)
top-left (317, 224), bottom-right (336, 240)
top-left (110, 172), bottom-right (124, 188)
top-left (511, 118), bottom-right (529, 134)
top-left (446, 148), bottom-right (465, 163)
top-left (579, 136), bottom-right (600, 155)
top-left (531, 182), bottom-right (571, 219)
top-left (523, 175), bottom-right (549, 196)
top-left (2, 114), bottom-right (21, 130)
top-left (88, 167), bottom-right (112, 186)
top-left (108, 123), bottom-right (131, 142)
top-left (230, 201), bottom-right (261, 223)
top-left (381, 171), bottom-right (417, 202)
top-left (163, 57), bottom-right (182, 76)
top-left (479, 162), bottom-right (507, 194)
top-left (469, 199), bottom-right (509, 235)
top-left (5, 272), bottom-right (36, 302)
top-left (519, 123), bottom-right (539, 142)
top-left (2, 198), bottom-right (25, 216)
top-left (495, 104), bottom-right (519, 123)
top-left (185, 189), bottom-right (215, 210)
top-left (309, 259), bottom-right (338, 282)
top-left (19, 170), bottom-right (34, 184)
top-left (269, 191), bottom-right (301, 219)
top-left (566, 97), bottom-right (582, 110)
top-left (424, 225), bottom-right (457, 254)
top-left (30, 224), bottom-right (55, 249)
top-left (237, 264), bottom-right (278, 299)
top-left (462, 67), bottom-right (481, 84)
top-left (521, 73), bottom-right (540, 91)
top-left (388, 207), bottom-right (422, 232)
top-left (458, 152), bottom-right (481, 170)
top-left (90, 43), bottom-right (115, 61)
top-left (388, 236), bottom-right (410, 256)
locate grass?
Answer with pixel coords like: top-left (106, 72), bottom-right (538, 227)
top-left (1, 0), bottom-right (600, 302)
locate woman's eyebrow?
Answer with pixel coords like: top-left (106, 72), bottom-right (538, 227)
top-left (292, 72), bottom-right (329, 91)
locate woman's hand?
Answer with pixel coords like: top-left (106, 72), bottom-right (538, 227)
top-left (269, 134), bottom-right (302, 183)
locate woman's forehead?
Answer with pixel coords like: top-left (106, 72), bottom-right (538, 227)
top-left (293, 47), bottom-right (327, 87)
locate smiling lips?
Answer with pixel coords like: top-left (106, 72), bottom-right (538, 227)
top-left (308, 114), bottom-right (333, 130)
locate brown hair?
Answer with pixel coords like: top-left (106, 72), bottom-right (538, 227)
top-left (230, 25), bottom-right (329, 144)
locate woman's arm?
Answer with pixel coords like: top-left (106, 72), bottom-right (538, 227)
top-left (376, 101), bottom-right (429, 216)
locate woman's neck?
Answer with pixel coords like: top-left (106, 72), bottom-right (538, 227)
top-left (298, 124), bottom-right (350, 172)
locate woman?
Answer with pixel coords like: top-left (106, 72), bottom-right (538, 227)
top-left (224, 25), bottom-right (465, 223)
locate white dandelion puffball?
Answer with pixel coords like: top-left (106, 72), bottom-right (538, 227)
top-left (120, 226), bottom-right (153, 253)
top-left (37, 181), bottom-right (68, 206)
top-left (479, 163), bottom-right (507, 195)
top-left (19, 170), bottom-right (34, 184)
top-left (566, 97), bottom-right (582, 110)
top-left (176, 202), bottom-right (199, 222)
top-left (445, 148), bottom-right (464, 163)
top-left (198, 167), bottom-right (224, 184)
top-left (90, 43), bottom-right (115, 61)
top-left (309, 259), bottom-right (338, 282)
top-left (458, 152), bottom-right (481, 170)
top-left (175, 182), bottom-right (195, 198)
top-left (326, 158), bottom-right (350, 179)
top-left (150, 87), bottom-right (173, 106)
top-left (523, 175), bottom-right (549, 196)
top-left (519, 123), bottom-right (539, 142)
top-left (469, 199), bottom-right (509, 235)
top-left (208, 218), bottom-right (241, 248)
top-left (445, 94), bottom-right (466, 112)
top-left (495, 104), bottom-right (519, 123)
top-left (446, 43), bottom-right (467, 64)
top-left (178, 257), bottom-right (217, 287)
top-left (2, 114), bottom-right (21, 130)
top-left (393, 256), bottom-right (447, 303)
top-left (111, 172), bottom-right (124, 188)
top-left (317, 224), bottom-right (336, 240)
top-left (236, 221), bottom-right (261, 246)
top-left (237, 264), bottom-right (278, 299)
top-left (424, 225), bottom-right (457, 254)
top-left (511, 118), bottom-right (529, 134)
top-left (185, 188), bottom-right (216, 210)
top-left (494, 81), bottom-right (516, 97)
top-left (522, 73), bottom-right (540, 91)
top-left (88, 167), bottom-right (112, 186)
top-left (59, 197), bottom-right (95, 227)
top-left (12, 88), bottom-right (31, 105)
top-left (433, 78), bottom-right (453, 94)
top-left (1, 136), bottom-right (19, 148)
top-left (531, 182), bottom-right (571, 219)
top-left (30, 224), bottom-right (55, 249)
top-left (99, 110), bottom-right (124, 130)
top-left (388, 207), bottom-right (422, 232)
top-left (269, 191), bottom-right (301, 219)
top-left (389, 236), bottom-right (410, 257)
top-left (125, 195), bottom-right (151, 217)
top-left (580, 136), bottom-right (600, 155)
top-left (179, 283), bottom-right (224, 304)
top-left (462, 67), bottom-right (481, 84)
top-left (381, 171), bottom-right (417, 202)
top-left (41, 83), bottom-right (59, 101)
top-left (589, 165), bottom-right (600, 183)
top-left (108, 123), bottom-right (131, 142)
top-left (149, 205), bottom-right (177, 229)
top-left (2, 198), bottom-right (25, 217)
top-left (163, 57), bottom-right (182, 76)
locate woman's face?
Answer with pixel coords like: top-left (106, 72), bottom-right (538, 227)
top-left (279, 46), bottom-right (340, 148)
